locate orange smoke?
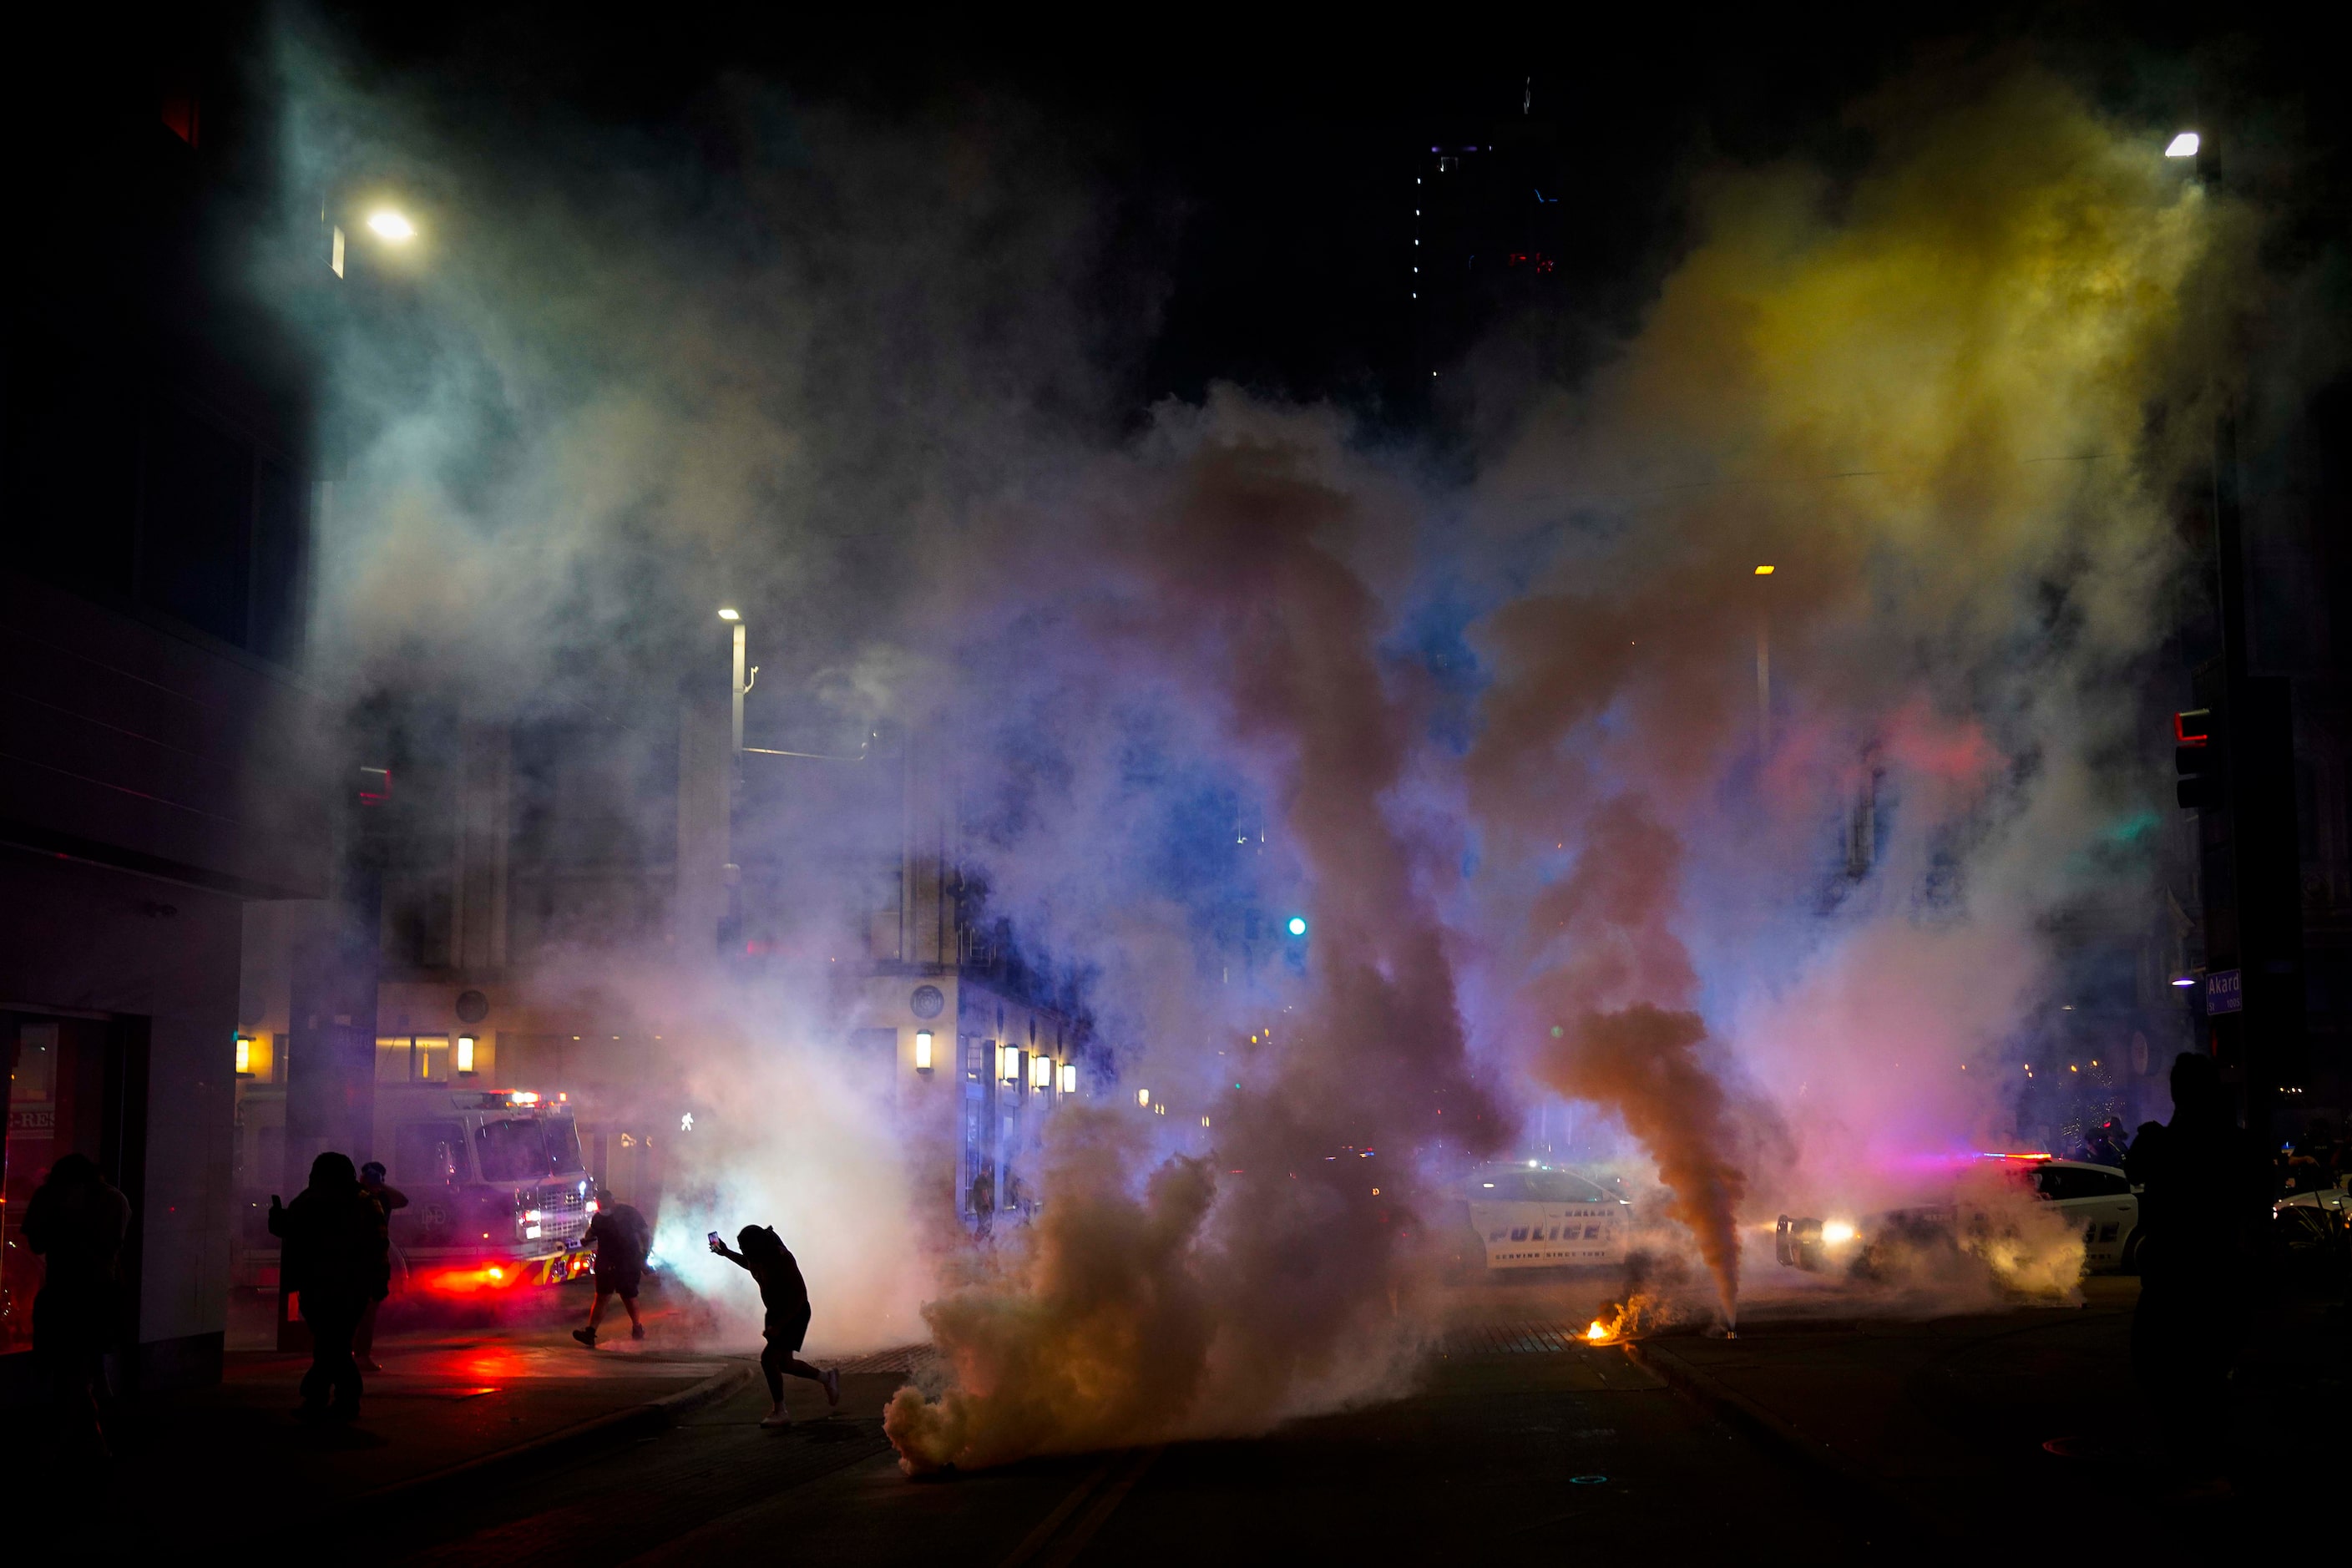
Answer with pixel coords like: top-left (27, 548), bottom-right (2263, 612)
top-left (1503, 795), bottom-right (1750, 1323)
top-left (884, 1113), bottom-right (1217, 1472)
top-left (885, 406), bottom-right (1502, 1474)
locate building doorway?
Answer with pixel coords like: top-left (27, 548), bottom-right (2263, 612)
top-left (0, 1011), bottom-right (149, 1368)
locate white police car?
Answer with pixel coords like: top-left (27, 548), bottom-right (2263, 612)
top-left (2019, 1157), bottom-right (2140, 1272)
top-left (1777, 1154), bottom-right (2141, 1276)
top-left (1457, 1162), bottom-right (1631, 1272)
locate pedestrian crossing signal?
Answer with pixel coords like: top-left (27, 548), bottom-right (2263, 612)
top-left (2174, 709), bottom-right (2224, 811)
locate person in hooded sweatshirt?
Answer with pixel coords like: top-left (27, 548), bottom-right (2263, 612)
top-left (23, 1152), bottom-right (132, 1454)
top-left (710, 1224), bottom-right (839, 1426)
top-left (2124, 1051), bottom-right (2272, 1493)
top-left (269, 1152), bottom-right (387, 1423)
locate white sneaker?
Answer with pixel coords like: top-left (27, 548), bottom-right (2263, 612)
top-left (760, 1404), bottom-right (794, 1429)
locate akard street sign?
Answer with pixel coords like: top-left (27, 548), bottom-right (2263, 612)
top-left (2206, 968), bottom-right (2243, 1015)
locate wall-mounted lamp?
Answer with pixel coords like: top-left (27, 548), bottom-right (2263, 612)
top-left (1058, 1063), bottom-right (1076, 1095)
top-left (1031, 1055), bottom-right (1053, 1090)
top-left (234, 1035), bottom-right (254, 1077)
top-left (915, 1030), bottom-right (934, 1072)
top-left (456, 1035), bottom-right (477, 1075)
top-left (1000, 1044), bottom-right (1022, 1086)
top-left (1136, 1088), bottom-right (1151, 1108)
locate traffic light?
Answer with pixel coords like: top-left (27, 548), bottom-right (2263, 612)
top-left (2173, 709), bottom-right (2224, 811)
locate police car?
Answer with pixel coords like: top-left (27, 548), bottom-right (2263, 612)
top-left (1777, 1155), bottom-right (2141, 1277)
top-left (1454, 1162), bottom-right (1631, 1272)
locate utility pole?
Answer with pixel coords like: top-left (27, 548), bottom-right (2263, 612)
top-left (2190, 412), bottom-right (2306, 1149)
top-left (718, 609), bottom-right (746, 953)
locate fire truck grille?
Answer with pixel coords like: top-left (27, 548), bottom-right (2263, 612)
top-left (540, 1186), bottom-right (589, 1243)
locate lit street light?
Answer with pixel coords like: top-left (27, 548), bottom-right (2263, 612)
top-left (367, 208), bottom-right (417, 241)
top-left (2165, 131), bottom-right (2200, 159)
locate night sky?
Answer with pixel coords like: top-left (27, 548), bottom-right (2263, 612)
top-left (312, 3), bottom-right (2346, 426)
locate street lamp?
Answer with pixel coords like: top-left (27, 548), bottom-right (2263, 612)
top-left (367, 208), bottom-right (417, 241)
top-left (1754, 566), bottom-right (1774, 754)
top-left (2165, 132), bottom-right (2200, 159)
top-left (718, 608), bottom-right (748, 760)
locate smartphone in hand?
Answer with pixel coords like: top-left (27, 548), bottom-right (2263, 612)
top-left (706, 1230), bottom-right (723, 1252)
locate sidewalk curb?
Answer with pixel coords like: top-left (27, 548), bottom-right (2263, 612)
top-left (356, 1357), bottom-right (755, 1511)
top-left (1626, 1339), bottom-right (1946, 1560)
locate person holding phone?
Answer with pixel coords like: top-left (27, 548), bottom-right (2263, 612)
top-left (708, 1224), bottom-right (839, 1426)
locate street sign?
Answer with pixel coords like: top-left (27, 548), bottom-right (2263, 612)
top-left (2206, 969), bottom-right (2243, 1014)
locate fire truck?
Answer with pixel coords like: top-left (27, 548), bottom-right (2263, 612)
top-left (377, 1085), bottom-right (598, 1292)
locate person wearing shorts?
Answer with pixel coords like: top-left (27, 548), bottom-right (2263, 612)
top-left (573, 1194), bottom-right (650, 1348)
top-left (710, 1224), bottom-right (838, 1426)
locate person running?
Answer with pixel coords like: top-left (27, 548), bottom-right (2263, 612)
top-left (574, 1191), bottom-right (652, 1348)
top-left (353, 1161), bottom-right (407, 1372)
top-left (709, 1225), bottom-right (838, 1426)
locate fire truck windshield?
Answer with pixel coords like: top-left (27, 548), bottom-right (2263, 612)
top-left (474, 1115), bottom-right (582, 1181)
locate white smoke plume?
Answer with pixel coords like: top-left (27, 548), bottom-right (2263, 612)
top-left (269, 21), bottom-right (2301, 1475)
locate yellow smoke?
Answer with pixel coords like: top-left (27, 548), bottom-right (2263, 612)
top-left (1472, 68), bottom-right (2249, 1320)
top-left (885, 1111), bottom-right (1218, 1472)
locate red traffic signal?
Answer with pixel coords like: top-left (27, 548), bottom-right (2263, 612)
top-left (2173, 710), bottom-right (2223, 810)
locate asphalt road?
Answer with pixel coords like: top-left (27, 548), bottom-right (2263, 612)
top-left (385, 1280), bottom-right (1873, 1566)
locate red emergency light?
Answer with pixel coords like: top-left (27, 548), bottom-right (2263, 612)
top-left (416, 1263), bottom-right (513, 1295)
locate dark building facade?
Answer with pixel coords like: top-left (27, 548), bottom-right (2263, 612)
top-left (2, 16), bottom-right (331, 1393)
